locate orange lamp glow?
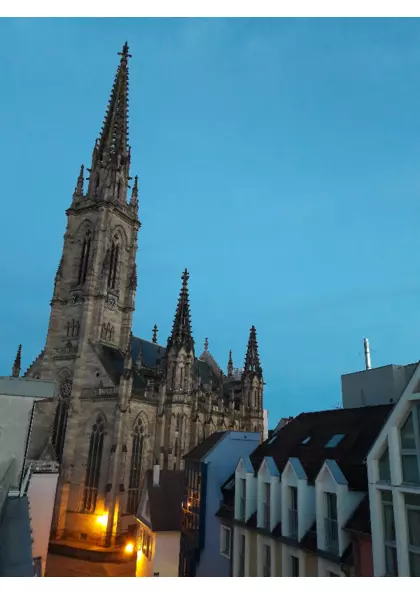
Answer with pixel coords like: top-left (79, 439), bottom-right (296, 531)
top-left (125, 542), bottom-right (134, 554)
top-left (96, 513), bottom-right (109, 528)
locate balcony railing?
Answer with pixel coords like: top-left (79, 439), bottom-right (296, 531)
top-left (325, 517), bottom-right (339, 554)
top-left (289, 508), bottom-right (298, 539)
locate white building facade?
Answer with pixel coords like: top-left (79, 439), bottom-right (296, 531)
top-left (367, 362), bottom-right (420, 577)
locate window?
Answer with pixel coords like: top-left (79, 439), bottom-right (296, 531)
top-left (301, 437), bottom-right (311, 445)
top-left (78, 230), bottom-right (91, 285)
top-left (405, 493), bottom-right (420, 576)
top-left (108, 238), bottom-right (119, 290)
top-left (82, 414), bottom-right (105, 512)
top-left (52, 379), bottom-right (72, 464)
top-left (262, 544), bottom-right (271, 577)
top-left (382, 490), bottom-right (398, 576)
top-left (291, 555), bottom-right (299, 577)
top-left (238, 534), bottom-right (246, 577)
top-left (325, 492), bottom-right (338, 554)
top-left (289, 486), bottom-right (298, 538)
top-left (263, 482), bottom-right (271, 530)
top-left (325, 434), bottom-right (345, 448)
top-left (126, 417), bottom-right (145, 514)
top-left (239, 478), bottom-right (246, 520)
top-left (379, 446), bottom-right (391, 482)
top-left (400, 406), bottom-right (420, 485)
top-left (220, 526), bottom-right (231, 558)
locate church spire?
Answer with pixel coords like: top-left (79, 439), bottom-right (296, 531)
top-left (243, 326), bottom-right (262, 378)
top-left (98, 42), bottom-right (130, 162)
top-left (167, 269), bottom-right (194, 353)
top-left (227, 349), bottom-right (233, 377)
top-left (12, 344), bottom-right (22, 378)
top-left (87, 43), bottom-right (132, 203)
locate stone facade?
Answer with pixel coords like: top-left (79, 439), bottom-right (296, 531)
top-left (16, 43), bottom-right (264, 554)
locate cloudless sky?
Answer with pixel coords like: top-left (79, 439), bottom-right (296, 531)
top-left (2, 17), bottom-right (420, 425)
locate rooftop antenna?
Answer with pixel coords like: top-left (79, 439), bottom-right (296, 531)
top-left (364, 338), bottom-right (372, 370)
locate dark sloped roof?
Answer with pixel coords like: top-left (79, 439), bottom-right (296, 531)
top-left (94, 335), bottom-right (224, 393)
top-left (0, 497), bottom-right (33, 577)
top-left (183, 431), bottom-right (227, 461)
top-left (250, 404), bottom-right (393, 488)
top-left (344, 495), bottom-right (371, 535)
top-left (142, 470), bottom-right (185, 532)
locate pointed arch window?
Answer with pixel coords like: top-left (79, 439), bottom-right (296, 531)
top-left (174, 437), bottom-right (180, 470)
top-left (52, 379), bottom-right (72, 464)
top-left (127, 417), bottom-right (145, 514)
top-left (82, 414), bottom-right (105, 512)
top-left (108, 237), bottom-right (120, 290)
top-left (78, 230), bottom-right (92, 285)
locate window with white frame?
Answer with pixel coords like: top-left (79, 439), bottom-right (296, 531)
top-left (325, 492), bottom-right (338, 554)
top-left (262, 543), bottom-right (271, 576)
top-left (263, 482), bottom-right (271, 530)
top-left (400, 404), bottom-right (420, 485)
top-left (220, 525), bottom-right (231, 558)
top-left (238, 533), bottom-right (246, 577)
top-left (289, 486), bottom-right (298, 538)
top-left (381, 490), bottom-right (398, 576)
top-left (239, 478), bottom-right (246, 520)
top-left (291, 554), bottom-right (299, 577)
top-left (405, 493), bottom-right (420, 576)
top-left (378, 446), bottom-right (391, 482)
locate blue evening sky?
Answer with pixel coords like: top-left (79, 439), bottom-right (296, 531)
top-left (2, 17), bottom-right (420, 426)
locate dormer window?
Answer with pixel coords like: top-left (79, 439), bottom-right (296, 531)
top-left (239, 478), bottom-right (246, 520)
top-left (325, 434), bottom-right (345, 448)
top-left (301, 437), bottom-right (311, 445)
top-left (263, 482), bottom-right (271, 530)
top-left (324, 492), bottom-right (338, 554)
top-left (289, 486), bottom-right (298, 538)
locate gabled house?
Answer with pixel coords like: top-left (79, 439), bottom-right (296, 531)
top-left (179, 430), bottom-right (260, 577)
top-left (367, 360), bottom-right (420, 577)
top-left (135, 467), bottom-right (184, 577)
top-left (228, 404), bottom-right (392, 577)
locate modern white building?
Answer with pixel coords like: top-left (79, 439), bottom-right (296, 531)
top-left (367, 361), bottom-right (420, 577)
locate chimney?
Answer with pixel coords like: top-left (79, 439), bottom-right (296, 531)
top-left (364, 338), bottom-right (372, 370)
top-left (153, 464), bottom-right (160, 486)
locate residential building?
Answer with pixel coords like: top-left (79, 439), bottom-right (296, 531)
top-left (135, 466), bottom-right (184, 577)
top-left (367, 360), bottom-right (420, 576)
top-left (0, 376), bottom-right (59, 576)
top-left (225, 405), bottom-right (392, 577)
top-left (179, 430), bottom-right (260, 577)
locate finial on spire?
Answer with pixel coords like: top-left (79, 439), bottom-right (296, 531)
top-left (204, 337), bottom-right (209, 351)
top-left (73, 165), bottom-right (84, 199)
top-left (12, 344), bottom-right (22, 378)
top-left (243, 325), bottom-right (262, 378)
top-left (228, 349), bottom-right (233, 377)
top-left (167, 269), bottom-right (194, 352)
top-left (152, 324), bottom-right (158, 344)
